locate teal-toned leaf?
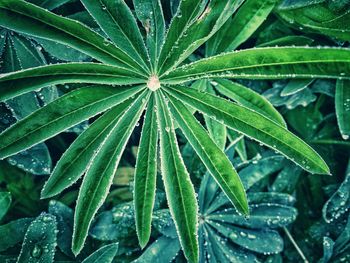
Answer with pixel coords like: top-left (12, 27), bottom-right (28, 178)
top-left (215, 79), bottom-right (286, 127)
top-left (6, 144), bottom-right (51, 175)
top-left (210, 221), bottom-right (284, 254)
top-left (152, 209), bottom-right (177, 239)
top-left (0, 0), bottom-right (146, 72)
top-left (81, 0), bottom-right (150, 71)
top-left (0, 63), bottom-right (145, 102)
top-left (133, 236), bottom-right (181, 263)
top-left (281, 79), bottom-right (313, 96)
top-left (81, 243), bottom-right (118, 263)
top-left (0, 85), bottom-right (143, 160)
top-left (133, 0), bottom-right (165, 68)
top-left (72, 91), bottom-right (149, 255)
top-left (209, 204), bottom-right (297, 229)
top-left (134, 95), bottom-right (158, 248)
top-left (90, 202), bottom-right (135, 241)
top-left (335, 79), bottom-right (350, 140)
top-left (0, 218), bottom-right (33, 252)
top-left (323, 161), bottom-right (350, 223)
top-left (239, 155), bottom-right (285, 189)
top-left (270, 164), bottom-right (303, 193)
top-left (41, 97), bottom-right (137, 198)
top-left (11, 34), bottom-right (46, 68)
top-left (33, 37), bottom-right (90, 62)
top-left (208, 0), bottom-right (277, 54)
top-left (165, 93), bottom-right (248, 215)
top-left (162, 47), bottom-right (350, 84)
top-left (158, 0), bottom-right (242, 74)
top-left (155, 91), bottom-right (198, 263)
top-left (0, 192), bottom-right (11, 221)
top-left (164, 86), bottom-right (330, 175)
top-left (205, 226), bottom-right (258, 263)
top-left (17, 213), bottom-right (57, 263)
top-left (48, 200), bottom-right (73, 257)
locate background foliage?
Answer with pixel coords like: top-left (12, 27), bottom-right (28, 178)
top-left (0, 0), bottom-right (349, 262)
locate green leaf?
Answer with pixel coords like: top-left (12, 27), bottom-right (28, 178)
top-left (41, 97), bottom-right (136, 199)
top-left (28, 0), bottom-right (71, 10)
top-left (207, 0), bottom-right (277, 55)
top-left (134, 236), bottom-right (181, 263)
top-left (133, 0), bottom-right (165, 68)
top-left (0, 63), bottom-right (145, 101)
top-left (17, 213), bottom-right (57, 263)
top-left (322, 162), bottom-right (350, 223)
top-left (280, 79), bottom-right (313, 96)
top-left (165, 93), bottom-right (249, 215)
top-left (155, 91), bottom-right (198, 263)
top-left (48, 200), bottom-right (74, 257)
top-left (164, 86), bottom-right (330, 175)
top-left (335, 79), bottom-right (350, 140)
top-left (0, 0), bottom-right (145, 72)
top-left (72, 91), bottom-right (149, 255)
top-left (0, 218), bottom-right (33, 252)
top-left (210, 221), bottom-right (284, 254)
top-left (157, 0), bottom-right (208, 71)
top-left (0, 192), bottom-right (11, 221)
top-left (0, 85), bottom-right (143, 160)
top-left (161, 47), bottom-right (350, 84)
top-left (202, 82), bottom-right (227, 150)
top-left (81, 0), bottom-right (150, 70)
top-left (277, 1), bottom-right (350, 42)
top-left (257, 35), bottom-right (314, 47)
top-left (134, 94), bottom-right (158, 248)
top-left (90, 202), bottom-right (135, 241)
top-left (158, 0), bottom-right (242, 74)
top-left (81, 243), bottom-right (118, 263)
top-left (214, 79), bottom-right (286, 127)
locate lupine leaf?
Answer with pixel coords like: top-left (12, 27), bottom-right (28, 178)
top-left (202, 82), bottom-right (227, 150)
top-left (17, 213), bottom-right (57, 263)
top-left (0, 63), bottom-right (145, 101)
top-left (0, 0), bottom-right (146, 72)
top-left (155, 91), bottom-right (198, 263)
top-left (161, 47), bottom-right (350, 84)
top-left (0, 192), bottom-right (11, 221)
top-left (157, 0), bottom-right (208, 71)
top-left (81, 243), bottom-right (118, 263)
top-left (280, 79), bottom-right (313, 96)
top-left (335, 79), bottom-right (350, 140)
top-left (72, 91), bottom-right (149, 255)
top-left (81, 0), bottom-right (150, 70)
top-left (158, 0), bottom-right (242, 74)
top-left (214, 79), bottom-right (286, 127)
top-left (41, 97), bottom-right (137, 198)
top-left (0, 218), bottom-right (33, 252)
top-left (133, 0), bottom-right (165, 68)
top-left (165, 93), bottom-right (249, 215)
top-left (0, 85), bottom-right (143, 159)
top-left (134, 94), bottom-right (158, 248)
top-left (207, 0), bottom-right (277, 55)
top-left (164, 86), bottom-right (330, 175)
top-left (133, 235), bottom-right (181, 263)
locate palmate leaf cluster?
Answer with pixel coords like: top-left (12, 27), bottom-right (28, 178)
top-left (0, 0), bottom-right (349, 262)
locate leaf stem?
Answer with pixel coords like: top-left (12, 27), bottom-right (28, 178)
top-left (283, 227), bottom-right (309, 263)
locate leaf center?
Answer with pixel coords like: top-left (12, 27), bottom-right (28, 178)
top-left (147, 75), bottom-right (160, 91)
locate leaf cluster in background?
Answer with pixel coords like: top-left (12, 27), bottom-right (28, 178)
top-left (0, 0), bottom-right (349, 262)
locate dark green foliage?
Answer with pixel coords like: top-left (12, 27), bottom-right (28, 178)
top-left (0, 0), bottom-right (349, 262)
